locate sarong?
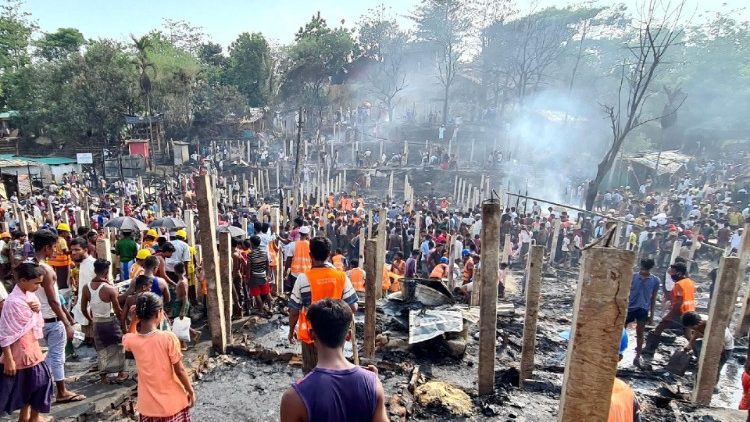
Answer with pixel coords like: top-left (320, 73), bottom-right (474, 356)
top-left (0, 362), bottom-right (53, 414)
top-left (93, 316), bottom-right (125, 374)
top-left (140, 407), bottom-right (191, 422)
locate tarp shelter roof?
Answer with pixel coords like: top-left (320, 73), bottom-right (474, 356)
top-left (0, 154), bottom-right (77, 166)
top-left (623, 150), bottom-right (691, 176)
top-left (125, 114), bottom-right (163, 124)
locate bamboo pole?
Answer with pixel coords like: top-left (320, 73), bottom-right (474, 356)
top-left (520, 245), bottom-right (544, 384)
top-left (478, 199), bottom-right (501, 395)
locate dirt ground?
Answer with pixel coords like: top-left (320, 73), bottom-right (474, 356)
top-left (187, 259), bottom-right (749, 422)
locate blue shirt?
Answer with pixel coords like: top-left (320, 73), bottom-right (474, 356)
top-left (420, 240), bottom-right (431, 261)
top-left (628, 273), bottom-right (660, 311)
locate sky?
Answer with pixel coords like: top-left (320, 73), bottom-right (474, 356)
top-left (18, 0), bottom-right (750, 48)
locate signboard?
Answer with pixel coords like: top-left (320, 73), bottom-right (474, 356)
top-left (76, 153), bottom-right (93, 164)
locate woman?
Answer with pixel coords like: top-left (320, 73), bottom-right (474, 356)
top-left (0, 262), bottom-right (54, 421)
top-left (81, 259), bottom-right (129, 384)
top-left (123, 292), bottom-right (195, 422)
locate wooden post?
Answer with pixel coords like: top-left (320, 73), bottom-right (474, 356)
top-left (478, 199), bottom-right (501, 395)
top-left (558, 246), bottom-right (635, 422)
top-left (218, 232), bottom-right (233, 344)
top-left (75, 209), bottom-right (86, 230)
top-left (96, 238), bottom-right (114, 280)
top-left (241, 218), bottom-right (248, 237)
top-left (692, 256), bottom-right (741, 404)
top-left (470, 139), bottom-right (475, 163)
top-left (375, 208), bottom-right (387, 294)
top-left (411, 211), bottom-right (421, 253)
top-left (447, 234), bottom-right (455, 288)
top-left (388, 171), bottom-right (394, 202)
top-left (183, 210), bottom-right (195, 246)
top-left (465, 184), bottom-right (473, 211)
top-left (47, 201), bottom-right (56, 226)
top-left (156, 196), bottom-right (163, 218)
top-left (366, 210), bottom-right (373, 239)
top-left (363, 239), bottom-right (378, 357)
top-left (358, 227), bottom-right (365, 268)
top-left (195, 173), bottom-right (227, 353)
top-left (549, 218), bottom-right (561, 265)
top-left (613, 222), bottom-right (623, 247)
top-left (453, 175), bottom-right (459, 199)
top-left (501, 234), bottom-right (511, 265)
top-left (733, 223), bottom-right (750, 337)
top-left (520, 245), bottom-right (544, 384)
top-left (458, 179), bottom-right (464, 207)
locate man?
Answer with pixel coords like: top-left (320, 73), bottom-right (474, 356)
top-left (167, 229), bottom-right (191, 284)
top-left (419, 234), bottom-right (433, 276)
top-left (644, 262), bottom-right (695, 354)
top-left (346, 260), bottom-right (366, 294)
top-left (280, 299), bottom-right (387, 422)
top-left (142, 229), bottom-right (158, 251)
top-left (429, 256), bottom-right (450, 280)
top-left (682, 311), bottom-right (733, 391)
top-left (114, 230), bottom-right (137, 282)
top-left (71, 237), bottom-right (97, 338)
top-left (129, 248), bottom-right (152, 280)
top-left (286, 226), bottom-right (312, 294)
top-left (625, 259), bottom-right (660, 367)
top-left (405, 249), bottom-right (419, 278)
top-left (0, 231), bottom-right (10, 283)
top-left (462, 249), bottom-right (474, 285)
top-left (33, 229), bottom-right (86, 403)
top-left (49, 223), bottom-right (73, 288)
top-left (288, 236), bottom-right (358, 373)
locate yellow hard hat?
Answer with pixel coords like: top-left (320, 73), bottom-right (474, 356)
top-left (136, 249), bottom-right (152, 260)
top-left (176, 229), bottom-right (187, 239)
top-left (146, 229), bottom-right (158, 238)
top-left (57, 223), bottom-right (70, 232)
top-left (327, 213), bottom-right (335, 219)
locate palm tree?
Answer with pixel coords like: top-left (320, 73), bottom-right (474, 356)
top-left (131, 34), bottom-right (155, 169)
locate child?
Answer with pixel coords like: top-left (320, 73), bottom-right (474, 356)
top-left (0, 262), bottom-right (54, 421)
top-left (123, 293), bottom-right (195, 421)
top-left (121, 275), bottom-right (153, 334)
top-left (170, 263), bottom-right (201, 350)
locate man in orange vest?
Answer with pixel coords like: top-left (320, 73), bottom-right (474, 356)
top-left (331, 249), bottom-right (346, 271)
top-left (644, 262), bottom-right (696, 354)
top-left (346, 259), bottom-right (366, 294)
top-left (288, 236), bottom-right (359, 373)
top-left (285, 226), bottom-right (313, 294)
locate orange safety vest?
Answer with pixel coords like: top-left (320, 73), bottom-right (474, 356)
top-left (608, 378), bottom-right (635, 422)
top-left (343, 198), bottom-right (353, 211)
top-left (48, 238), bottom-right (71, 267)
top-left (429, 263), bottom-right (449, 279)
top-left (327, 195), bottom-right (335, 209)
top-left (673, 277), bottom-right (696, 314)
top-left (382, 264), bottom-right (391, 291)
top-left (331, 254), bottom-right (345, 271)
top-left (291, 240), bottom-right (312, 274)
top-left (297, 267), bottom-right (347, 344)
top-left (269, 241), bottom-right (279, 268)
top-left (348, 268), bottom-right (365, 292)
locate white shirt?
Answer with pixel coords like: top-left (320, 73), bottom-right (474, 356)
top-left (73, 255), bottom-right (96, 326)
top-left (167, 239), bottom-right (191, 271)
top-left (472, 220), bottom-right (482, 237)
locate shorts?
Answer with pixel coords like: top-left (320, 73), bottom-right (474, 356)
top-left (625, 308), bottom-right (649, 324)
top-left (250, 283), bottom-right (270, 297)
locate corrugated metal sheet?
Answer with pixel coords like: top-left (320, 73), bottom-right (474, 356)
top-left (0, 154), bottom-right (76, 165)
top-left (624, 150), bottom-right (691, 176)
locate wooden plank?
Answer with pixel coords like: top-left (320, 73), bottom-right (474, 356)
top-left (693, 256), bottom-right (741, 404)
top-left (183, 210), bottom-right (195, 246)
top-left (363, 239), bottom-right (378, 358)
top-left (218, 232), bottom-right (233, 344)
top-left (195, 173), bottom-right (227, 353)
top-left (558, 246), bottom-right (635, 422)
top-left (520, 245), bottom-right (544, 384)
top-left (478, 199), bottom-right (501, 395)
top-left (502, 234), bottom-right (511, 265)
top-left (96, 238), bottom-right (113, 280)
top-left (549, 218), bottom-right (561, 265)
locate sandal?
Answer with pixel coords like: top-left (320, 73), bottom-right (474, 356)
top-left (55, 393), bottom-right (86, 404)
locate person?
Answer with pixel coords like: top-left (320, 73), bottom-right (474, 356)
top-left (142, 229), bottom-right (158, 251)
top-left (429, 256), bottom-right (450, 280)
top-left (286, 226), bottom-right (312, 294)
top-left (461, 250), bottom-right (474, 285)
top-left (682, 311), bottom-right (734, 389)
top-left (288, 236), bottom-right (359, 373)
top-left (280, 299), bottom-right (387, 422)
top-left (389, 252), bottom-right (405, 293)
top-left (0, 262), bottom-right (53, 422)
top-left (346, 260), bottom-right (366, 294)
top-left (81, 259), bottom-right (129, 384)
top-left (49, 223), bottom-right (72, 289)
top-left (114, 231), bottom-right (138, 282)
top-left (129, 249), bottom-right (152, 280)
top-left (123, 292), bottom-right (195, 421)
top-left (247, 236), bottom-right (272, 314)
top-left (626, 259), bottom-right (660, 367)
top-left (33, 230), bottom-right (85, 404)
top-left (167, 230), bottom-right (191, 288)
top-left (331, 249), bottom-right (346, 271)
top-left (121, 275), bottom-right (153, 333)
top-left (71, 237), bottom-right (96, 342)
top-left (608, 377), bottom-right (641, 422)
top-left (405, 249), bottom-right (419, 278)
top-left (0, 231), bottom-right (10, 283)
top-left (170, 263), bottom-right (200, 350)
top-left (645, 262), bottom-right (696, 354)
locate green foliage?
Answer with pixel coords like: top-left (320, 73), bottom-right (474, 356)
top-left (34, 27), bottom-right (85, 61)
top-left (225, 32), bottom-right (270, 107)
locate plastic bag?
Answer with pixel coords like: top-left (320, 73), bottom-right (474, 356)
top-left (72, 323), bottom-right (85, 348)
top-left (172, 317), bottom-right (192, 342)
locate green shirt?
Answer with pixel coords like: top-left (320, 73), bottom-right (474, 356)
top-left (115, 237), bottom-right (138, 262)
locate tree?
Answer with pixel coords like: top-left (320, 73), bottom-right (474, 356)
top-left (162, 18), bottom-right (205, 55)
top-left (0, 0), bottom-right (36, 108)
top-left (131, 34), bottom-right (156, 158)
top-left (198, 41), bottom-right (227, 68)
top-left (225, 32), bottom-right (270, 107)
top-left (34, 27), bottom-right (85, 61)
top-left (413, 0), bottom-right (471, 125)
top-left (585, 1), bottom-right (686, 210)
top-left (283, 12), bottom-right (354, 125)
top-left (357, 5), bottom-right (408, 122)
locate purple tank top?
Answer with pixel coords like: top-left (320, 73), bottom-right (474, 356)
top-left (292, 366), bottom-right (378, 422)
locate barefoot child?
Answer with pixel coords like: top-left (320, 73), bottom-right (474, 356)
top-left (170, 263), bottom-right (200, 349)
top-left (0, 262), bottom-right (54, 422)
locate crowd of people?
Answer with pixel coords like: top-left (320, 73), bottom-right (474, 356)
top-left (0, 153), bottom-right (747, 421)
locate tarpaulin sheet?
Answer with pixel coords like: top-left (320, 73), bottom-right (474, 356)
top-left (408, 309), bottom-right (463, 344)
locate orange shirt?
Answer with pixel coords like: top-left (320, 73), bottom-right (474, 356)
top-left (123, 331), bottom-right (189, 417)
top-left (2, 330), bottom-right (45, 370)
top-left (429, 263), bottom-right (449, 279)
top-left (608, 378), bottom-right (635, 422)
top-left (463, 258), bottom-right (474, 284)
top-left (297, 267), bottom-right (347, 344)
top-left (331, 254), bottom-right (345, 271)
top-left (348, 268), bottom-right (365, 292)
top-left (672, 277), bottom-right (696, 314)
top-left (291, 240), bottom-right (312, 275)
